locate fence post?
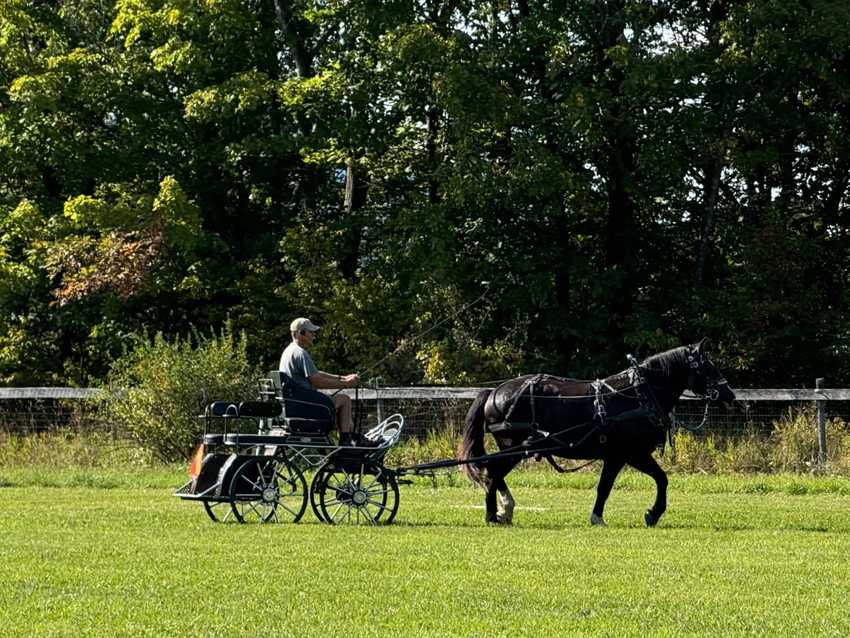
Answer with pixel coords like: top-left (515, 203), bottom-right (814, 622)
top-left (815, 377), bottom-right (827, 467)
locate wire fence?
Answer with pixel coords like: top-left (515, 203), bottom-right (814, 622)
top-left (2, 386), bottom-right (850, 441)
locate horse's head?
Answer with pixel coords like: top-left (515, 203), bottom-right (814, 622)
top-left (685, 338), bottom-right (735, 404)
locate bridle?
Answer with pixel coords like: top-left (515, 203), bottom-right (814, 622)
top-left (686, 347), bottom-right (728, 404)
top-left (678, 347), bottom-right (729, 432)
top-left (628, 347), bottom-right (728, 436)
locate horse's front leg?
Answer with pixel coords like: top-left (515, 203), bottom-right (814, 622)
top-left (591, 456), bottom-right (625, 526)
top-left (628, 454), bottom-right (668, 527)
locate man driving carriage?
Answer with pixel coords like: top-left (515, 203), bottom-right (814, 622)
top-left (280, 317), bottom-right (374, 446)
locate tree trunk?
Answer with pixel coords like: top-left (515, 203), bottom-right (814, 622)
top-left (695, 156), bottom-right (723, 287)
top-left (426, 105), bottom-right (441, 204)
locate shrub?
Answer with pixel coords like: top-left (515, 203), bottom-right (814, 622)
top-left (100, 324), bottom-right (261, 462)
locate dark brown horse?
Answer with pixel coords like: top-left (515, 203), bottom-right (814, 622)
top-left (459, 340), bottom-right (735, 526)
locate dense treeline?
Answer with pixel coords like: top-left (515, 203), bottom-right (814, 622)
top-left (1, 0), bottom-right (849, 388)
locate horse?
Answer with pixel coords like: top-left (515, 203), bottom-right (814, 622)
top-left (458, 339), bottom-right (735, 527)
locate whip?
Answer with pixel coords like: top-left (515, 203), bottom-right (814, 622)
top-left (357, 282), bottom-right (491, 379)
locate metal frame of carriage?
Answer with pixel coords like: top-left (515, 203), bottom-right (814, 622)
top-left (174, 372), bottom-right (406, 525)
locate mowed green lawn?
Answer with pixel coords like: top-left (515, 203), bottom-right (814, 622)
top-left (1, 469), bottom-right (849, 637)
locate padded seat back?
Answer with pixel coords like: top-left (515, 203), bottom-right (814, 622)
top-left (237, 401), bottom-right (282, 418)
top-left (265, 370), bottom-right (295, 398)
top-left (262, 370), bottom-right (335, 429)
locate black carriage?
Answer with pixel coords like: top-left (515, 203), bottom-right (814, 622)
top-left (174, 371), bottom-right (404, 525)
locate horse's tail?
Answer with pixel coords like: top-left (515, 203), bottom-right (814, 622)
top-left (459, 389), bottom-right (491, 485)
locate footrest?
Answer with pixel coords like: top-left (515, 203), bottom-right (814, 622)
top-left (285, 417), bottom-right (333, 435)
top-left (174, 480), bottom-right (194, 496)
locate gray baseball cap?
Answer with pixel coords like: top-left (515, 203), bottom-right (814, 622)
top-left (290, 317), bottom-right (321, 333)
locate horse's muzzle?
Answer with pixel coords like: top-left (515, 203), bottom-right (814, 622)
top-left (713, 380), bottom-right (736, 405)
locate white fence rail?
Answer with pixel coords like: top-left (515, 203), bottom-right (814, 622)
top-left (2, 386), bottom-right (850, 401)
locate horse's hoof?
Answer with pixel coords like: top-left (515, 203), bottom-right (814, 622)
top-left (644, 510), bottom-right (658, 527)
top-left (590, 513), bottom-right (606, 526)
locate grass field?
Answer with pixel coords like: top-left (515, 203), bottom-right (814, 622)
top-left (1, 467), bottom-right (849, 637)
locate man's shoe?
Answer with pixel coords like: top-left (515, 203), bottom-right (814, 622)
top-left (338, 433), bottom-right (356, 446)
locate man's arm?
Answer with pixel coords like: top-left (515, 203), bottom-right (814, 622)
top-left (308, 371), bottom-right (359, 390)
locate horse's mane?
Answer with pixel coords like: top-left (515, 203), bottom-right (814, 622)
top-left (641, 345), bottom-right (690, 377)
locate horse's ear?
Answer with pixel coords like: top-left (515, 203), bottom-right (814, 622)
top-left (696, 337), bottom-right (710, 354)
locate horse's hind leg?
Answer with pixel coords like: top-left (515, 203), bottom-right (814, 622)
top-left (591, 457), bottom-right (625, 526)
top-left (628, 454), bottom-right (668, 527)
top-left (483, 473), bottom-right (499, 524)
top-left (495, 477), bottom-right (515, 524)
top-left (483, 462), bottom-right (516, 525)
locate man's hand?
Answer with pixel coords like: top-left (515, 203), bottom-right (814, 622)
top-left (341, 373), bottom-right (359, 388)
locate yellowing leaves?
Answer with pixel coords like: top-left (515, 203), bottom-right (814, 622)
top-left (184, 71), bottom-right (275, 121)
top-left (278, 66), bottom-right (346, 108)
top-left (49, 178), bottom-right (202, 305)
top-left (151, 38), bottom-right (208, 74)
top-left (152, 176), bottom-right (202, 248)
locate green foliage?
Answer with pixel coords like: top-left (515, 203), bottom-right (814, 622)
top-left (2, 0), bottom-right (850, 386)
top-left (100, 323), bottom-right (261, 462)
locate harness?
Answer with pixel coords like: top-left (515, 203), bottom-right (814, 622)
top-left (489, 358), bottom-right (674, 456)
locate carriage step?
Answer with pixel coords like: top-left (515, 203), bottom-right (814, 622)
top-left (174, 480), bottom-right (194, 496)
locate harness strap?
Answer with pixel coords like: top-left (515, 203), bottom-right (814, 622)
top-left (502, 374), bottom-right (543, 429)
top-left (543, 455), bottom-right (597, 474)
top-left (592, 379), bottom-right (607, 426)
top-left (627, 354), bottom-right (671, 432)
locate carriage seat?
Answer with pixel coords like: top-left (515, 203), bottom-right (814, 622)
top-left (205, 400), bottom-right (282, 419)
top-left (201, 400), bottom-right (284, 446)
top-left (261, 370), bottom-right (335, 435)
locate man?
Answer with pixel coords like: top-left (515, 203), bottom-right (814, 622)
top-left (279, 317), bottom-right (367, 446)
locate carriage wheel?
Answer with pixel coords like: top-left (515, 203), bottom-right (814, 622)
top-left (309, 470), bottom-right (326, 523)
top-left (314, 463), bottom-right (399, 525)
top-left (202, 499), bottom-right (234, 523)
top-left (228, 457), bottom-right (308, 524)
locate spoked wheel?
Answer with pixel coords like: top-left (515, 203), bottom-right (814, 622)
top-left (202, 499), bottom-right (235, 523)
top-left (309, 471), bottom-right (326, 523)
top-left (312, 463), bottom-right (399, 525)
top-left (228, 456), bottom-right (308, 524)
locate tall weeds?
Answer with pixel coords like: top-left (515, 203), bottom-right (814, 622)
top-left (3, 407), bottom-right (850, 475)
top-left (669, 408), bottom-right (850, 475)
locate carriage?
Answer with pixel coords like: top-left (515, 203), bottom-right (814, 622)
top-left (176, 341), bottom-right (734, 527)
top-left (174, 371), bottom-right (405, 525)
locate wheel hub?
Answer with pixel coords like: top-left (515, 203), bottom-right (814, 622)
top-left (352, 490), bottom-right (368, 506)
top-left (262, 487), bottom-right (278, 503)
